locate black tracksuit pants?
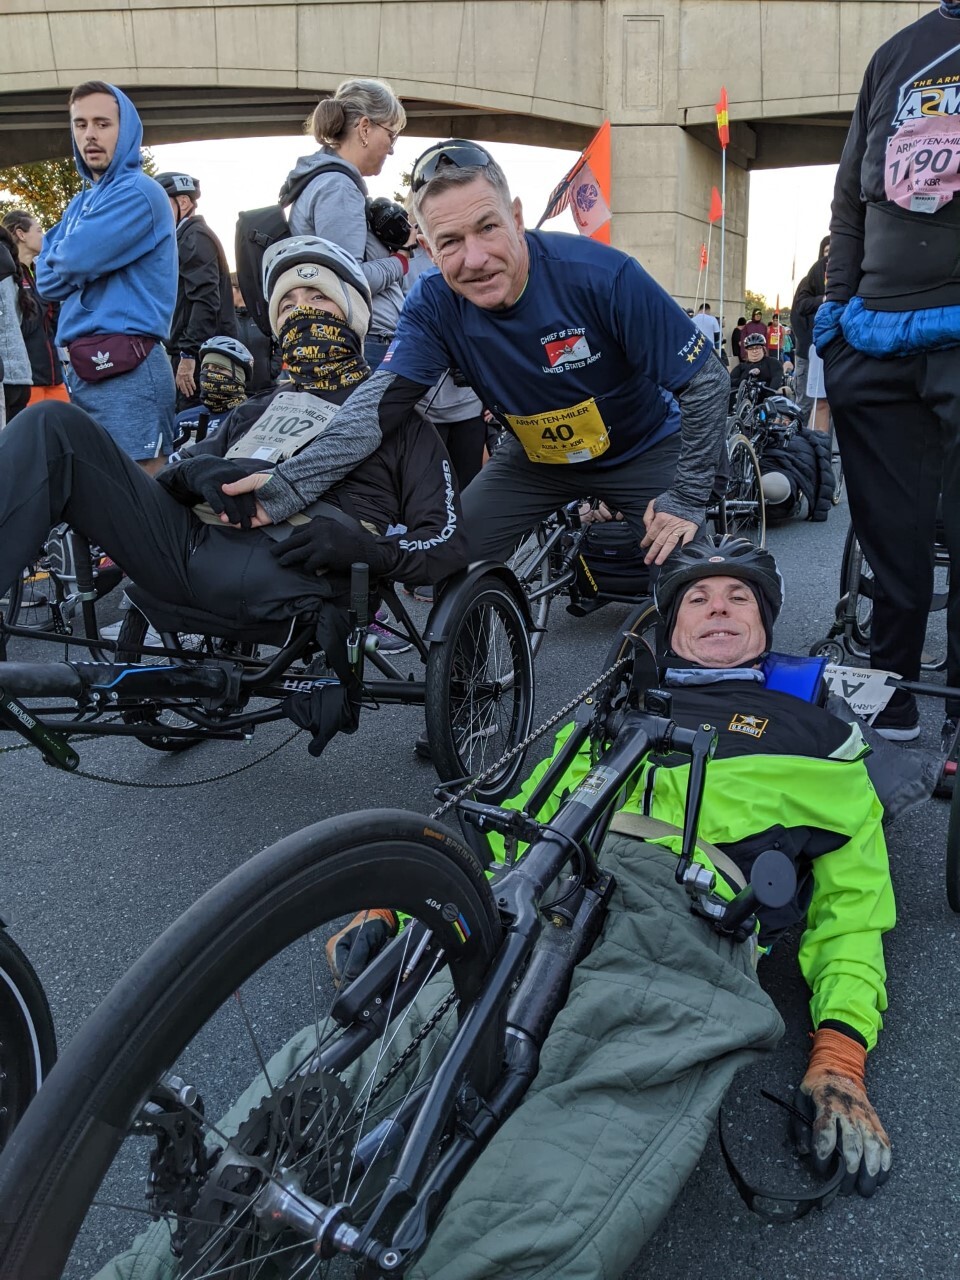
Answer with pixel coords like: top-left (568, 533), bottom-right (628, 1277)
top-left (0, 401), bottom-right (328, 627)
top-left (823, 337), bottom-right (960, 707)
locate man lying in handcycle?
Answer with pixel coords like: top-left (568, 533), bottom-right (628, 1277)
top-left (0, 236), bottom-right (468, 741)
top-left (331, 536), bottom-right (895, 1279)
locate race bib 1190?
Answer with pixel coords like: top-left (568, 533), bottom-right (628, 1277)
top-left (885, 116), bottom-right (960, 214)
top-left (504, 397), bottom-right (610, 465)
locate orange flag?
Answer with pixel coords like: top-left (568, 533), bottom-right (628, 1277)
top-left (537, 120), bottom-right (611, 243)
top-left (708, 186), bottom-right (724, 223)
top-left (716, 87), bottom-right (730, 149)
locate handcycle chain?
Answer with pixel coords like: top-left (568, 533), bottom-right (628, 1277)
top-left (429, 655), bottom-right (630, 822)
top-left (364, 989), bottom-right (459, 1110)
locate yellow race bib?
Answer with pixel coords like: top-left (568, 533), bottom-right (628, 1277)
top-left (504, 398), bottom-right (610, 465)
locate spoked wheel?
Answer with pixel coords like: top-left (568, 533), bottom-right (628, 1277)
top-left (838, 524), bottom-right (873, 657)
top-left (0, 928), bottom-right (57, 1155)
top-left (425, 574), bottom-right (535, 802)
top-left (719, 434), bottom-right (767, 547)
top-left (115, 608), bottom-right (252, 752)
top-left (506, 521), bottom-right (555, 658)
top-left (0, 811), bottom-right (504, 1280)
top-left (0, 563), bottom-right (56, 633)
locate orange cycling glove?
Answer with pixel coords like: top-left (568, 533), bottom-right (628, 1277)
top-left (794, 1026), bottom-right (892, 1197)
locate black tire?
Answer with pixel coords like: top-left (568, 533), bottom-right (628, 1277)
top-left (425, 574), bottom-right (535, 803)
top-left (602, 598), bottom-right (660, 674)
top-left (0, 928), bottom-right (57, 1156)
top-left (597, 598), bottom-right (661, 720)
top-left (947, 782), bottom-right (960, 912)
top-left (719, 434), bottom-right (767, 547)
top-left (507, 521), bottom-right (554, 658)
top-left (115, 607), bottom-right (221, 752)
top-left (808, 638), bottom-right (846, 664)
top-left (0, 563), bottom-right (56, 634)
top-left (0, 810), bottom-right (503, 1280)
top-left (838, 524), bottom-right (873, 653)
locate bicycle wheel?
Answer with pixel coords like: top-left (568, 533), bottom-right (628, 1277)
top-left (506, 522), bottom-right (554, 658)
top-left (0, 927), bottom-right (57, 1155)
top-left (838, 524), bottom-right (873, 654)
top-left (115, 607), bottom-right (231, 751)
top-left (425, 574), bottom-right (535, 802)
top-left (0, 810), bottom-right (503, 1280)
top-left (0, 563), bottom-right (56, 633)
top-left (719, 434), bottom-right (767, 547)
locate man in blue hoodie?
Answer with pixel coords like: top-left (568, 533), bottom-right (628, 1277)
top-left (37, 81), bottom-right (177, 473)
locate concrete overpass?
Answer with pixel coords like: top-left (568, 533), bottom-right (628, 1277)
top-left (0, 0), bottom-right (941, 305)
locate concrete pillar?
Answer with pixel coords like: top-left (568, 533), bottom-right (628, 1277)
top-left (610, 122), bottom-right (748, 329)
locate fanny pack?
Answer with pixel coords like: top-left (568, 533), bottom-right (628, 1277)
top-left (67, 334), bottom-right (156, 383)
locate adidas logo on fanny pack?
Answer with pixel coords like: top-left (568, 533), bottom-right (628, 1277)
top-left (92, 351), bottom-right (113, 372)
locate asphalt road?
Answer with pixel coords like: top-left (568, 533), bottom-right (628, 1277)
top-left (3, 498), bottom-right (959, 1279)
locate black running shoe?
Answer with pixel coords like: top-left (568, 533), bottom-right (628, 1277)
top-left (872, 689), bottom-right (920, 741)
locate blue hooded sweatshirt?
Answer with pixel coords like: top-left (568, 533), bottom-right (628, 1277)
top-left (37, 85), bottom-right (177, 345)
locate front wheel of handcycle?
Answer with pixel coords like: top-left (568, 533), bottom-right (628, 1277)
top-left (0, 927), bottom-right (57, 1156)
top-left (425, 573), bottom-right (535, 802)
top-left (0, 810), bottom-right (504, 1280)
top-left (719, 433), bottom-right (767, 547)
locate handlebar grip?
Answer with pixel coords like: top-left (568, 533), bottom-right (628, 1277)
top-left (351, 562), bottom-right (370, 629)
top-left (0, 664), bottom-right (82, 698)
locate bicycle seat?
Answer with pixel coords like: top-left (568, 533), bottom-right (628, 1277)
top-left (124, 585), bottom-right (315, 647)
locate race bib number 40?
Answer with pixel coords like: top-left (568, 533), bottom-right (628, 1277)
top-left (885, 116), bottom-right (960, 214)
top-left (504, 397), bottom-right (610, 465)
top-left (226, 391), bottom-right (338, 463)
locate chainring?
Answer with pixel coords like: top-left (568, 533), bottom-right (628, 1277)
top-left (179, 1064), bottom-right (352, 1276)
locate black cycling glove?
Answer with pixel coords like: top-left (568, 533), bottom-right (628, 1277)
top-left (156, 457), bottom-right (266, 529)
top-left (271, 515), bottom-right (391, 576)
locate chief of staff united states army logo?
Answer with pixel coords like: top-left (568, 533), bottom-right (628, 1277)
top-left (728, 713), bottom-right (768, 739)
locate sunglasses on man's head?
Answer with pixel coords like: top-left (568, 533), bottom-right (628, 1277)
top-left (411, 140), bottom-right (496, 192)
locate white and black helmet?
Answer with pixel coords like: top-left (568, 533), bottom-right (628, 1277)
top-left (261, 236), bottom-right (370, 310)
top-left (742, 332), bottom-right (767, 350)
top-left (199, 335), bottom-right (255, 383)
top-left (261, 236), bottom-right (372, 339)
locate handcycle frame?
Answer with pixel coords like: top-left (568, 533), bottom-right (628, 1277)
top-left (253, 691), bottom-right (793, 1272)
top-left (0, 654), bottom-right (799, 1279)
top-left (0, 561), bottom-right (537, 800)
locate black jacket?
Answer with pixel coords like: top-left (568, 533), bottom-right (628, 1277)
top-left (829, 9), bottom-right (960, 310)
top-left (761, 427), bottom-right (835, 522)
top-left (182, 383), bottom-right (469, 586)
top-left (18, 264), bottom-right (63, 387)
top-left (235, 306), bottom-right (280, 394)
top-left (791, 253), bottom-right (828, 358)
top-left (168, 215), bottom-right (237, 359)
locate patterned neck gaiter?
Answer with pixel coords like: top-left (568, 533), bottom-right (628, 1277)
top-left (941, 3), bottom-right (960, 16)
top-left (279, 308), bottom-right (370, 392)
top-left (199, 361), bottom-right (247, 413)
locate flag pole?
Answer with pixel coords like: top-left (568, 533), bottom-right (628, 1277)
top-left (701, 222), bottom-right (714, 310)
top-left (719, 146), bottom-right (726, 355)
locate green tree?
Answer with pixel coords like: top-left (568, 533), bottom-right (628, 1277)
top-left (744, 289), bottom-right (767, 318)
top-left (0, 148), bottom-right (158, 228)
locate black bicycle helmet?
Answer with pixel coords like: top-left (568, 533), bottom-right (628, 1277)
top-left (155, 172), bottom-right (201, 199)
top-left (742, 332), bottom-right (767, 350)
top-left (654, 535), bottom-right (784, 652)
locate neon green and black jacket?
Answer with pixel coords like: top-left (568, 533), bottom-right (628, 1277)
top-left (489, 681), bottom-right (895, 1052)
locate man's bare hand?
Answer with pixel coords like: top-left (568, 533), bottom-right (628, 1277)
top-left (221, 473), bottom-right (274, 528)
top-left (641, 500), bottom-right (699, 565)
top-left (176, 357), bottom-right (197, 397)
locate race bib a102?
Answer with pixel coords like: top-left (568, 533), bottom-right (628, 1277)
top-left (504, 397), bottom-right (610, 465)
top-left (885, 116), bottom-right (960, 214)
top-left (226, 391), bottom-right (338, 464)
